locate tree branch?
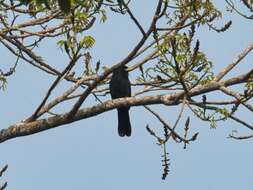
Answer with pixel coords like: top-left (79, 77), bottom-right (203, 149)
top-left (0, 71), bottom-right (252, 143)
top-left (67, 0), bottom-right (164, 119)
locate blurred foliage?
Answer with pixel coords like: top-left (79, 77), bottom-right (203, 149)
top-left (0, 75), bottom-right (7, 91)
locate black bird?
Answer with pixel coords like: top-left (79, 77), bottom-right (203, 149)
top-left (109, 65), bottom-right (131, 137)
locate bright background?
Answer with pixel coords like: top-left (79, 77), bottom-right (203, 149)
top-left (1, 1), bottom-right (253, 189)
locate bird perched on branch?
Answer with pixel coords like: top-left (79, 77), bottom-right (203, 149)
top-left (109, 65), bottom-right (132, 137)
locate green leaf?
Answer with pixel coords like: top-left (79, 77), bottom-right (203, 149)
top-left (57, 40), bottom-right (66, 47)
top-left (0, 75), bottom-right (7, 91)
top-left (99, 9), bottom-right (107, 23)
top-left (80, 36), bottom-right (95, 49)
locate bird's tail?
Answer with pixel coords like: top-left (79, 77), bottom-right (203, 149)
top-left (117, 108), bottom-right (131, 137)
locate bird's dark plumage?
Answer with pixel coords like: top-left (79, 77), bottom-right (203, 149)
top-left (109, 65), bottom-right (131, 137)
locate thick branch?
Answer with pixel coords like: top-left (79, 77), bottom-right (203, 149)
top-left (0, 71), bottom-right (251, 143)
